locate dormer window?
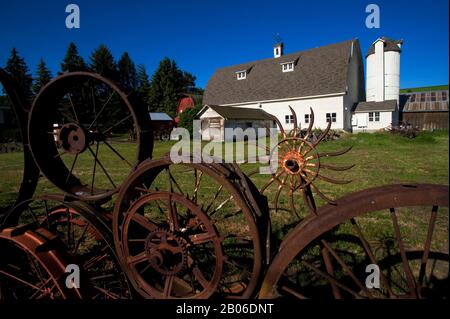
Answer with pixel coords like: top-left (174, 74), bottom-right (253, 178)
top-left (281, 61), bottom-right (294, 73)
top-left (236, 70), bottom-right (247, 80)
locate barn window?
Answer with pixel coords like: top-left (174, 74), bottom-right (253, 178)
top-left (369, 112), bottom-right (380, 122)
top-left (410, 94), bottom-right (416, 102)
top-left (431, 92), bottom-right (437, 101)
top-left (304, 114), bottom-right (310, 124)
top-left (236, 71), bottom-right (247, 80)
top-left (326, 113), bottom-right (336, 123)
top-left (420, 93), bottom-right (426, 102)
top-left (285, 115), bottom-right (294, 124)
top-left (281, 62), bottom-right (294, 73)
top-left (442, 91), bottom-right (448, 101)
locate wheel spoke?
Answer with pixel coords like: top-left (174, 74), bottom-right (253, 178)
top-left (167, 195), bottom-right (180, 231)
top-left (103, 139), bottom-right (133, 167)
top-left (390, 208), bottom-right (417, 297)
top-left (88, 90), bottom-right (115, 130)
top-left (67, 93), bottom-right (80, 123)
top-left (418, 206), bottom-right (438, 296)
top-left (102, 114), bottom-right (132, 135)
top-left (87, 145), bottom-right (116, 189)
top-left (131, 213), bottom-right (157, 231)
top-left (163, 275), bottom-right (174, 297)
top-left (321, 240), bottom-right (375, 298)
top-left (66, 153), bottom-right (79, 183)
top-left (91, 142), bottom-right (100, 194)
top-left (351, 218), bottom-right (394, 297)
top-left (302, 260), bottom-right (363, 298)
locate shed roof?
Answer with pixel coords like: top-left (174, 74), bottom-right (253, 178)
top-left (203, 39), bottom-right (359, 105)
top-left (400, 90), bottom-right (449, 112)
top-left (353, 100), bottom-right (397, 113)
top-left (149, 112), bottom-right (173, 121)
top-left (198, 105), bottom-right (274, 121)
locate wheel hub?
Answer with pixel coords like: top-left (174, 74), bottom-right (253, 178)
top-left (58, 123), bottom-right (88, 154)
top-left (282, 151), bottom-right (305, 174)
top-left (144, 228), bottom-right (188, 276)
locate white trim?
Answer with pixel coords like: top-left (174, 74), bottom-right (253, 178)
top-left (219, 92), bottom-right (347, 107)
top-left (280, 61), bottom-right (294, 72)
top-left (236, 70), bottom-right (247, 80)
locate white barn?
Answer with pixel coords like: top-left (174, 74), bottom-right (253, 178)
top-left (202, 37), bottom-right (402, 134)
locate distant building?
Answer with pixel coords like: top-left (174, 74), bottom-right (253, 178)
top-left (197, 105), bottom-right (276, 141)
top-left (203, 37), bottom-right (404, 134)
top-left (149, 112), bottom-right (175, 141)
top-left (175, 94), bottom-right (202, 124)
top-left (352, 37), bottom-right (402, 132)
top-left (400, 90), bottom-right (449, 130)
top-left (203, 39), bottom-right (366, 132)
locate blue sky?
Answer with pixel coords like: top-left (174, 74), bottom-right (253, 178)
top-left (0, 0), bottom-right (448, 89)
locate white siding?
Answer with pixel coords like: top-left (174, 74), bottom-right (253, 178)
top-left (352, 111), bottom-right (394, 132)
top-left (223, 95), bottom-right (346, 131)
top-left (384, 51), bottom-right (400, 103)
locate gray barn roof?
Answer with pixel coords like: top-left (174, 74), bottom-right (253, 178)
top-left (198, 105), bottom-right (274, 121)
top-left (353, 100), bottom-right (397, 113)
top-left (203, 39), bottom-right (358, 105)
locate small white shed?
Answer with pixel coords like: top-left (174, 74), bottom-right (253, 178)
top-left (352, 100), bottom-right (398, 132)
top-left (197, 105), bottom-right (276, 142)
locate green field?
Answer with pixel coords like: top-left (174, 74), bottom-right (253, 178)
top-left (400, 84), bottom-right (449, 93)
top-left (0, 130), bottom-right (448, 295)
top-left (1, 129), bottom-right (448, 236)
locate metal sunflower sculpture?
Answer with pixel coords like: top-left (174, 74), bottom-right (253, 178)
top-left (257, 106), bottom-right (354, 217)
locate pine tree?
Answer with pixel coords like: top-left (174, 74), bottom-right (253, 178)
top-left (118, 52), bottom-right (137, 91)
top-left (4, 48), bottom-right (33, 99)
top-left (89, 44), bottom-right (117, 80)
top-left (33, 59), bottom-right (52, 94)
top-left (60, 42), bottom-right (87, 73)
top-left (136, 64), bottom-right (151, 108)
top-left (147, 57), bottom-right (196, 117)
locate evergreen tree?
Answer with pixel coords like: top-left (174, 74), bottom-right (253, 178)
top-left (147, 57), bottom-right (196, 117)
top-left (60, 42), bottom-right (87, 73)
top-left (89, 44), bottom-right (117, 80)
top-left (33, 59), bottom-right (52, 94)
top-left (4, 48), bottom-right (33, 99)
top-left (118, 52), bottom-right (137, 91)
top-left (136, 64), bottom-right (151, 107)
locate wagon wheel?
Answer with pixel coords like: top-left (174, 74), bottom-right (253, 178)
top-left (259, 184), bottom-right (449, 299)
top-left (28, 72), bottom-right (153, 201)
top-left (113, 156), bottom-right (269, 299)
top-left (0, 68), bottom-right (39, 211)
top-left (3, 196), bottom-right (132, 299)
top-left (0, 224), bottom-right (84, 299)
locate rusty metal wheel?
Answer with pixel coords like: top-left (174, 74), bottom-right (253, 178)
top-left (259, 184), bottom-right (449, 299)
top-left (0, 68), bottom-right (39, 212)
top-left (3, 196), bottom-right (132, 299)
top-left (254, 107), bottom-right (353, 216)
top-left (28, 71), bottom-right (152, 201)
top-left (0, 224), bottom-right (84, 299)
top-left (113, 156), bottom-right (269, 299)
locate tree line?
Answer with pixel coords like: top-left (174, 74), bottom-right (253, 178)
top-left (2, 43), bottom-right (202, 117)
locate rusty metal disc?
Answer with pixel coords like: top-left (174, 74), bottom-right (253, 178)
top-left (0, 224), bottom-right (84, 299)
top-left (259, 184), bottom-right (449, 299)
top-left (28, 71), bottom-right (153, 201)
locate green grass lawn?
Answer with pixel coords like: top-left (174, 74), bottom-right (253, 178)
top-left (0, 130), bottom-right (448, 243)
